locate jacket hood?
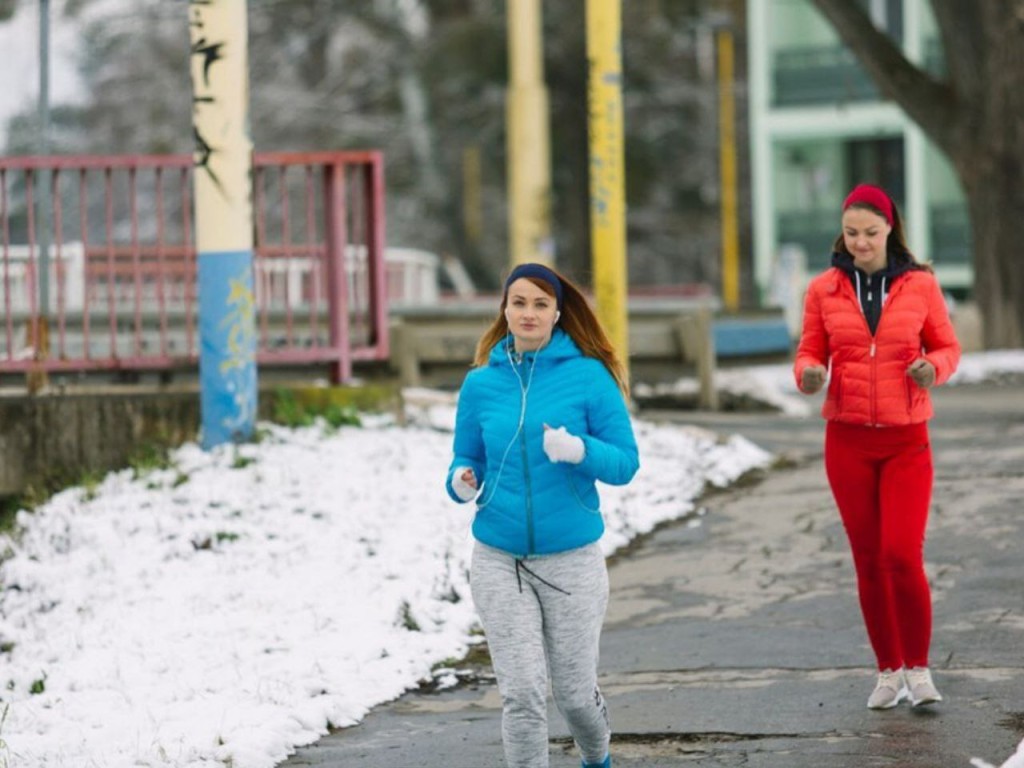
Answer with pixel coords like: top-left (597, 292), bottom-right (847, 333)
top-left (830, 250), bottom-right (917, 280)
top-left (486, 327), bottom-right (583, 368)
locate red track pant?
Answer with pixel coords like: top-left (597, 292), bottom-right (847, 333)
top-left (824, 420), bottom-right (933, 671)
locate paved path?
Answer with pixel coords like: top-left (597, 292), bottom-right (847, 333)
top-left (283, 381), bottom-right (1024, 767)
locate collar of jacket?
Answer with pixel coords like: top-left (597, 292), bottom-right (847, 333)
top-left (488, 327), bottom-right (582, 368)
top-left (830, 251), bottom-right (916, 282)
top-left (826, 263), bottom-right (916, 305)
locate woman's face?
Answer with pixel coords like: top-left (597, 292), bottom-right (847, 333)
top-left (505, 278), bottom-right (558, 352)
top-left (842, 207), bottom-right (891, 275)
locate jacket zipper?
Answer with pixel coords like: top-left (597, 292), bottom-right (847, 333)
top-left (869, 341), bottom-right (877, 425)
top-left (841, 274), bottom-right (880, 425)
top-left (519, 428), bottom-right (535, 555)
top-left (513, 356), bottom-right (536, 556)
top-left (843, 271), bottom-right (909, 426)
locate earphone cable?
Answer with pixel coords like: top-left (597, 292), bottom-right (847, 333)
top-left (477, 336), bottom-right (540, 509)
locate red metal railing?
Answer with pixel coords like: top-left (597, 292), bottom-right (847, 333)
top-left (0, 151), bottom-right (388, 383)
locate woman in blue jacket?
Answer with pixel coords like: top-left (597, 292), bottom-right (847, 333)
top-left (446, 263), bottom-right (639, 768)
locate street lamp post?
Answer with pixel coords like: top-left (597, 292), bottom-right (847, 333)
top-left (30, 0), bottom-right (52, 393)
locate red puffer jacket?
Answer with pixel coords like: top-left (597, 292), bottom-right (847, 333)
top-left (794, 267), bottom-right (961, 426)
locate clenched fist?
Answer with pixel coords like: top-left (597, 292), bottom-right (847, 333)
top-left (451, 467), bottom-right (478, 501)
top-left (907, 358), bottom-right (936, 388)
top-left (800, 365), bottom-right (827, 394)
top-left (542, 424), bottom-right (585, 464)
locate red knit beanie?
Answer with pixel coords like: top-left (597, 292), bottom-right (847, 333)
top-left (842, 184), bottom-right (893, 225)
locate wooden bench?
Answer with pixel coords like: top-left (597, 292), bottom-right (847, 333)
top-left (713, 315), bottom-right (793, 359)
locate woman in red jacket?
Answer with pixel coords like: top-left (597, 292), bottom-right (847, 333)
top-left (794, 183), bottom-right (961, 710)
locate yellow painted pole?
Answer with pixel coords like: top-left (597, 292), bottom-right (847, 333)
top-left (718, 27), bottom-right (740, 312)
top-left (586, 0), bottom-right (629, 362)
top-left (506, 0), bottom-right (553, 266)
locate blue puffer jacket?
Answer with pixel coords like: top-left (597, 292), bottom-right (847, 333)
top-left (446, 328), bottom-right (639, 556)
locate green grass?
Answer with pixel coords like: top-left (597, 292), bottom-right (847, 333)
top-left (0, 503), bottom-right (17, 536)
top-left (398, 601), bottom-right (421, 632)
top-left (269, 388), bottom-right (362, 431)
top-left (29, 674), bottom-right (45, 695)
top-left (230, 448), bottom-right (256, 470)
top-left (128, 440), bottom-right (174, 480)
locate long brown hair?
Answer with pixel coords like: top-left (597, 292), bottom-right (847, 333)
top-left (832, 193), bottom-right (933, 273)
top-left (473, 266), bottom-right (630, 398)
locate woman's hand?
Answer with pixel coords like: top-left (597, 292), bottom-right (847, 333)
top-left (907, 358), bottom-right (937, 388)
top-left (451, 467), bottom-right (478, 500)
top-left (542, 424), bottom-right (585, 464)
top-left (800, 365), bottom-right (827, 394)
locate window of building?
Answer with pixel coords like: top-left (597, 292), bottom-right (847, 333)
top-left (846, 137), bottom-right (905, 205)
top-left (771, 0), bottom-right (904, 107)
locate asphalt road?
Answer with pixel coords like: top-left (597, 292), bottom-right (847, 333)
top-left (282, 379), bottom-right (1024, 768)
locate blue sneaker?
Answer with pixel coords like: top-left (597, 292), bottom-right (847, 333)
top-left (582, 756), bottom-right (611, 768)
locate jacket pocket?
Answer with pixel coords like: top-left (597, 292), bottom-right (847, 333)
top-left (822, 368), bottom-right (842, 418)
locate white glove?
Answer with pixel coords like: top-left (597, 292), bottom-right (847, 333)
top-left (451, 467), bottom-right (478, 501)
top-left (542, 425), bottom-right (585, 464)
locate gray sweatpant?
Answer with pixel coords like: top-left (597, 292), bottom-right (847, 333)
top-left (471, 541), bottom-right (610, 768)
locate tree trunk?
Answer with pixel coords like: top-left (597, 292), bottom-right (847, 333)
top-left (948, 4), bottom-right (1024, 349)
top-left (958, 156), bottom-right (1024, 349)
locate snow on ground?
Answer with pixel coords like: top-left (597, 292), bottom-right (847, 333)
top-left (0, 349), bottom-right (1021, 768)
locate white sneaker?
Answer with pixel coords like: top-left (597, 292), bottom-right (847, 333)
top-left (905, 666), bottom-right (943, 707)
top-left (867, 668), bottom-right (908, 709)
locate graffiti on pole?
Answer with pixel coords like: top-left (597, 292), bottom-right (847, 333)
top-left (217, 265), bottom-right (257, 435)
top-left (198, 252), bottom-right (257, 446)
top-left (191, 126), bottom-right (223, 193)
top-left (189, 0), bottom-right (227, 196)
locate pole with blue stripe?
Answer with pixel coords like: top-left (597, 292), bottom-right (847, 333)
top-left (188, 0), bottom-right (257, 448)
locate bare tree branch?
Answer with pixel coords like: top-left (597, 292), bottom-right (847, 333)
top-left (808, 0), bottom-right (960, 154)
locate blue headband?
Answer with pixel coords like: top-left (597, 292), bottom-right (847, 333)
top-left (503, 263), bottom-right (563, 308)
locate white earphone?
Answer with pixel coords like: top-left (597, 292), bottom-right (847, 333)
top-left (554, 310), bottom-right (561, 322)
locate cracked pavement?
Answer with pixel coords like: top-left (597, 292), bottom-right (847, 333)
top-left (282, 380), bottom-right (1024, 767)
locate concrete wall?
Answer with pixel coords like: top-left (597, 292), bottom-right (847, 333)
top-left (0, 390), bottom-right (201, 498)
top-left (0, 383), bottom-right (402, 500)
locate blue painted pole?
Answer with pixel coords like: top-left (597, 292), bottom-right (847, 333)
top-left (188, 0), bottom-right (257, 448)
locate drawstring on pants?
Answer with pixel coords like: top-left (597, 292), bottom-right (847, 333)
top-left (515, 558), bottom-right (572, 596)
